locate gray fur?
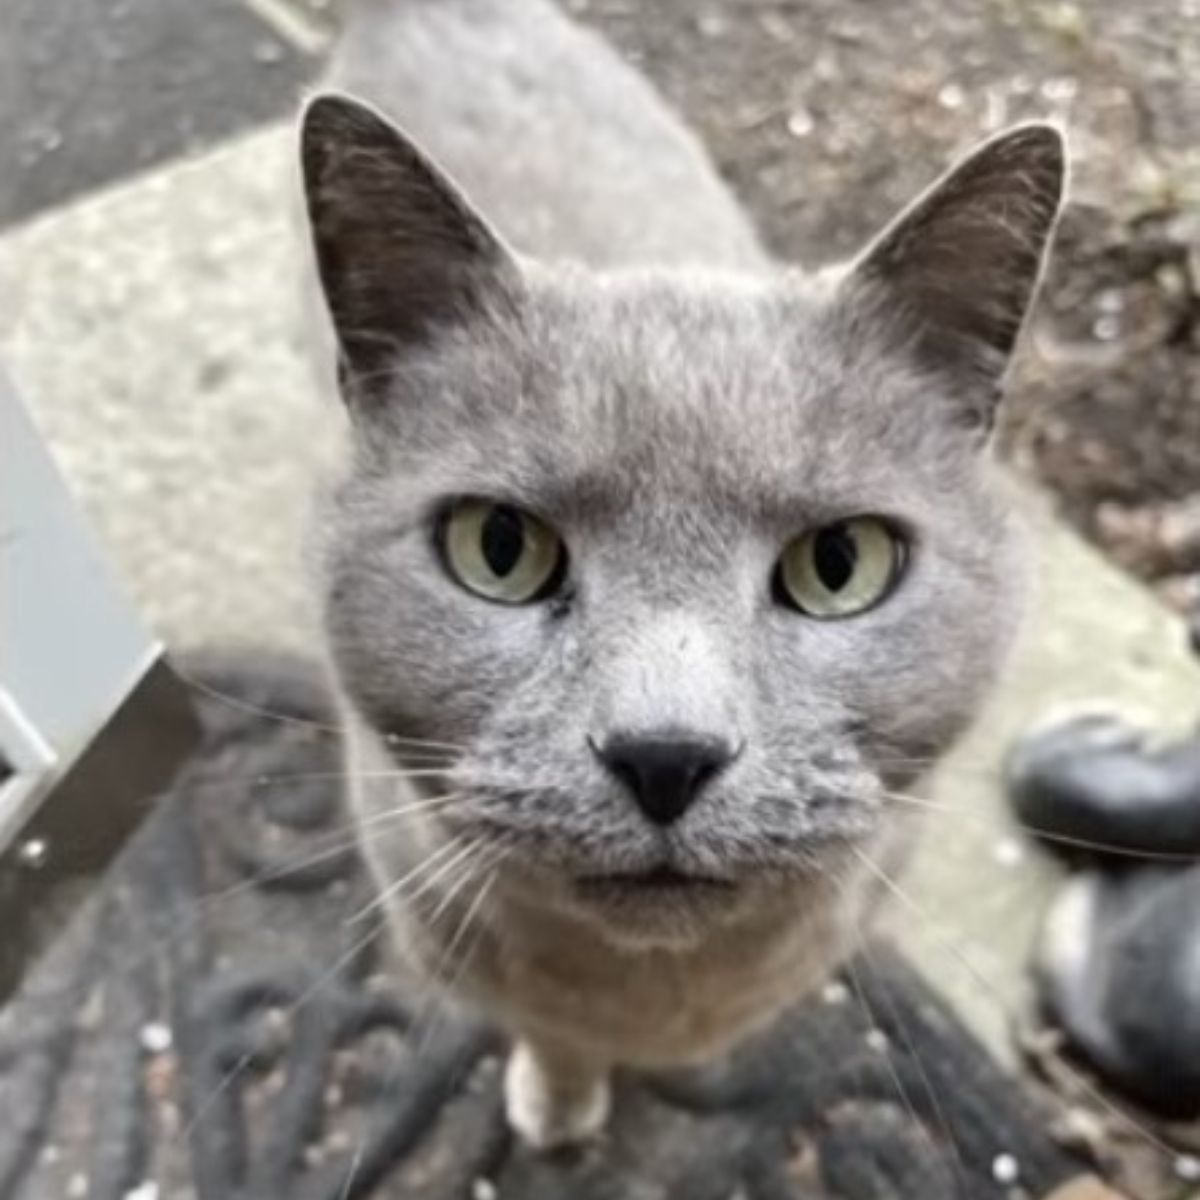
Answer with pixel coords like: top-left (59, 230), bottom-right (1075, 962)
top-left (327, 0), bottom-right (765, 271)
top-left (300, 0), bottom-right (1065, 1145)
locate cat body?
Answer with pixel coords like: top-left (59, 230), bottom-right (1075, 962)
top-left (304, 0), bottom-right (1065, 1146)
top-left (329, 0), bottom-right (765, 271)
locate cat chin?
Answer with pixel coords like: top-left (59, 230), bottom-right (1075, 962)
top-left (489, 857), bottom-right (746, 951)
top-left (559, 875), bottom-right (757, 952)
top-left (570, 902), bottom-right (735, 953)
top-left (490, 843), bottom-right (850, 954)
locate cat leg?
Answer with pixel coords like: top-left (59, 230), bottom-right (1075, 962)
top-left (504, 1036), bottom-right (611, 1149)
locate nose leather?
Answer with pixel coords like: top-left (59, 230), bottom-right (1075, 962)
top-left (596, 734), bottom-right (732, 825)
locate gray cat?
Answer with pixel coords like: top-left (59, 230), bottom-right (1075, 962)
top-left (300, 0), bottom-right (1065, 1148)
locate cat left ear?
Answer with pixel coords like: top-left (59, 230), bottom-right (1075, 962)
top-left (300, 93), bottom-right (519, 393)
top-left (843, 124), bottom-right (1066, 427)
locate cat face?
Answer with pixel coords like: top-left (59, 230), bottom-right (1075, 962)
top-left (303, 97), bottom-right (1064, 947)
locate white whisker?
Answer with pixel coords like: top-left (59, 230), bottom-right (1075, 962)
top-left (410, 851), bottom-right (506, 1059)
top-left (206, 789), bottom-right (465, 903)
top-left (348, 836), bottom-right (477, 924)
top-left (882, 787), bottom-right (1200, 863)
top-left (337, 1143), bottom-right (365, 1200)
top-left (175, 670), bottom-right (344, 735)
top-left (180, 917), bottom-right (381, 1142)
top-left (66, 791), bottom-right (467, 1009)
top-left (438, 857), bottom-right (503, 981)
top-left (379, 734), bottom-right (466, 753)
top-left (423, 841), bottom-right (495, 929)
top-left (847, 910), bottom-right (969, 1190)
top-left (843, 949), bottom-right (937, 1160)
top-left (230, 767), bottom-right (454, 788)
top-left (174, 669), bottom-right (467, 756)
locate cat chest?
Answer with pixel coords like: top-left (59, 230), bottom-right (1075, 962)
top-left (496, 931), bottom-right (825, 1065)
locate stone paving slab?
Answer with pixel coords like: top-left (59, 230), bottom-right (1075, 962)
top-left (0, 0), bottom-right (315, 229)
top-left (896, 495), bottom-right (1200, 1059)
top-left (0, 125), bottom-right (342, 653)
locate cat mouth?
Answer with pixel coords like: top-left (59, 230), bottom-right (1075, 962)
top-left (576, 865), bottom-right (736, 898)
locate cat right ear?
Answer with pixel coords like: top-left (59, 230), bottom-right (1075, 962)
top-left (839, 123), bottom-right (1066, 431)
top-left (300, 93), bottom-right (519, 394)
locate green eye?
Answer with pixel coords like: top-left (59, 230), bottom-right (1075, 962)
top-left (441, 500), bottom-right (566, 604)
top-left (776, 517), bottom-right (905, 618)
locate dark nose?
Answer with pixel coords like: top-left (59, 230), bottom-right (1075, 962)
top-left (596, 733), bottom-right (732, 825)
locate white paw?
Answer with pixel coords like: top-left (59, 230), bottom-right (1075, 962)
top-left (504, 1041), bottom-right (611, 1150)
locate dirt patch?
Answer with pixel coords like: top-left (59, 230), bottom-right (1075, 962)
top-left (573, 0), bottom-right (1200, 621)
top-left (1006, 204), bottom-right (1200, 610)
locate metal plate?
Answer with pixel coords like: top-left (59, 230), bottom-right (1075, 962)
top-left (0, 656), bottom-right (199, 1003)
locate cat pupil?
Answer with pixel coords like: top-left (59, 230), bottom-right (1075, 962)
top-left (481, 505), bottom-right (526, 577)
top-left (813, 525), bottom-right (857, 592)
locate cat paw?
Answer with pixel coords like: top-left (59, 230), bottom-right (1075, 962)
top-left (504, 1040), bottom-right (611, 1150)
top-left (1006, 711), bottom-right (1200, 858)
top-left (1036, 867), bottom-right (1200, 1117)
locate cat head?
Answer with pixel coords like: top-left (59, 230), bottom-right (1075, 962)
top-left (302, 95), bottom-right (1065, 948)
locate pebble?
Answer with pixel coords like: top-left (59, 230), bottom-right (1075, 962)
top-left (758, 11), bottom-right (793, 41)
top-left (1040, 76), bottom-right (1079, 103)
top-left (937, 83), bottom-right (966, 110)
top-left (984, 87), bottom-right (1009, 131)
top-left (472, 1180), bottom-right (498, 1200)
top-left (325, 1129), bottom-right (352, 1154)
top-left (139, 1022), bottom-right (173, 1054)
top-left (993, 838), bottom-right (1025, 868)
top-left (786, 108), bottom-right (815, 138)
top-left (821, 981), bottom-right (849, 1005)
top-left (696, 11), bottom-right (728, 37)
top-left (865, 1029), bottom-right (890, 1053)
top-left (991, 1153), bottom-right (1020, 1185)
top-left (1159, 495), bottom-right (1200, 558)
top-left (66, 1173), bottom-right (89, 1199)
top-left (1038, 1), bottom-right (1087, 38)
top-left (125, 1184), bottom-right (159, 1200)
top-left (1157, 573), bottom-right (1200, 615)
top-left (17, 837), bottom-right (50, 868)
top-left (1175, 1154), bottom-right (1200, 1182)
top-left (253, 39), bottom-right (284, 65)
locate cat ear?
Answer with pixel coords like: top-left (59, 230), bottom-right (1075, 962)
top-left (843, 124), bottom-right (1066, 425)
top-left (300, 93), bottom-right (519, 388)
